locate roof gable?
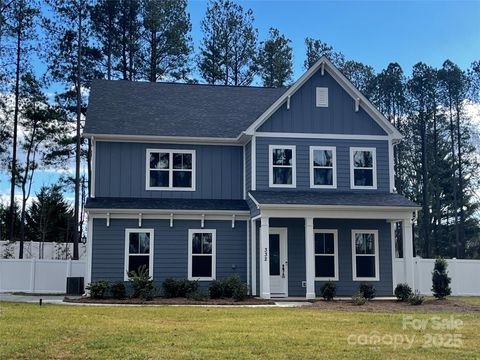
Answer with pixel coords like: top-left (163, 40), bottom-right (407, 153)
top-left (245, 57), bottom-right (402, 140)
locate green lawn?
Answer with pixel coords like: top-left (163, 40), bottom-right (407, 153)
top-left (0, 302), bottom-right (479, 359)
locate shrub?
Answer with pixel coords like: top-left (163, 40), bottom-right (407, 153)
top-left (359, 283), bottom-right (376, 300)
top-left (394, 283), bottom-right (412, 302)
top-left (208, 280), bottom-right (223, 299)
top-left (232, 282), bottom-right (248, 301)
top-left (110, 282), bottom-right (126, 300)
top-left (222, 275), bottom-right (243, 298)
top-left (351, 291), bottom-right (367, 305)
top-left (408, 290), bottom-right (425, 305)
top-left (86, 280), bottom-right (110, 299)
top-left (139, 287), bottom-right (156, 301)
top-left (187, 289), bottom-right (209, 301)
top-left (320, 281), bottom-right (336, 301)
top-left (162, 278), bottom-right (198, 298)
top-left (128, 265), bottom-right (155, 298)
top-left (431, 257), bottom-right (451, 299)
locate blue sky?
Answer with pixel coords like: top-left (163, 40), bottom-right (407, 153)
top-left (2, 0), bottom-right (479, 204)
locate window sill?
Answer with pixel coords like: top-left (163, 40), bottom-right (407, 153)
top-left (188, 277), bottom-right (215, 281)
top-left (146, 187), bottom-right (196, 191)
top-left (315, 277), bottom-right (339, 281)
top-left (353, 277), bottom-right (380, 282)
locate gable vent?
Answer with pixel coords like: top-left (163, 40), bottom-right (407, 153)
top-left (316, 87), bottom-right (328, 107)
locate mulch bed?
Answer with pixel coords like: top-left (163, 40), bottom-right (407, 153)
top-left (64, 296), bottom-right (276, 305)
top-left (310, 299), bottom-right (480, 313)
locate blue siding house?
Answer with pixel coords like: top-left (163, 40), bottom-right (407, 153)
top-left (83, 57), bottom-right (419, 299)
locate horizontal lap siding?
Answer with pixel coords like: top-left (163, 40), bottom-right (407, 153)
top-left (257, 70), bottom-right (387, 135)
top-left (91, 219), bottom-right (247, 286)
top-left (255, 137), bottom-right (389, 192)
top-left (95, 142), bottom-right (244, 199)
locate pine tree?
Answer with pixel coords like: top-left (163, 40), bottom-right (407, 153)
top-left (431, 257), bottom-right (452, 299)
top-left (115, 0), bottom-right (141, 80)
top-left (340, 60), bottom-right (376, 99)
top-left (257, 27), bottom-right (292, 87)
top-left (141, 0), bottom-right (192, 82)
top-left (198, 0), bottom-right (258, 86)
top-left (304, 37), bottom-right (345, 69)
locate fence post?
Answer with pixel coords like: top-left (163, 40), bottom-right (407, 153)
top-left (30, 258), bottom-right (36, 293)
top-left (450, 258), bottom-right (457, 296)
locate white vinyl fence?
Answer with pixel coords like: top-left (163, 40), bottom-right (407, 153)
top-left (394, 257), bottom-right (480, 296)
top-left (0, 259), bottom-right (86, 294)
top-left (0, 241), bottom-right (86, 260)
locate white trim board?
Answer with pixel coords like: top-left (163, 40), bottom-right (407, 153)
top-left (244, 56), bottom-right (402, 140)
top-left (83, 133), bottom-right (244, 146)
top-left (255, 132), bottom-right (391, 141)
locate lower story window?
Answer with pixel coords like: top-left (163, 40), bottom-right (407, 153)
top-left (314, 230), bottom-right (338, 280)
top-left (124, 229), bottom-right (154, 280)
top-left (188, 229), bottom-right (216, 280)
top-left (352, 230), bottom-right (379, 281)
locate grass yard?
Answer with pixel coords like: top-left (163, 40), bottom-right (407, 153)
top-left (0, 302), bottom-right (479, 360)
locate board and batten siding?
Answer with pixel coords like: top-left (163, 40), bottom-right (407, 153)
top-left (253, 218), bottom-right (392, 297)
top-left (257, 69), bottom-right (387, 135)
top-left (91, 218), bottom-right (247, 285)
top-left (95, 141), bottom-right (244, 199)
top-left (254, 137), bottom-right (389, 192)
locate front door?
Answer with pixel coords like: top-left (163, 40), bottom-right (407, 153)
top-left (269, 228), bottom-right (288, 297)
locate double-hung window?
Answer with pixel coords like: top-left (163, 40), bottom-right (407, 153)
top-left (314, 230), bottom-right (338, 280)
top-left (310, 146), bottom-right (336, 188)
top-left (146, 149), bottom-right (195, 190)
top-left (352, 230), bottom-right (379, 281)
top-left (188, 229), bottom-right (216, 281)
top-left (269, 145), bottom-right (296, 187)
top-left (124, 229), bottom-right (154, 280)
top-left (350, 147), bottom-right (377, 189)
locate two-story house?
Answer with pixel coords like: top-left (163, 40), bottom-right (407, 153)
top-left (83, 57), bottom-right (419, 299)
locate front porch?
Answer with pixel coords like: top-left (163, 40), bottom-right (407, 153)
top-left (250, 210), bottom-right (416, 300)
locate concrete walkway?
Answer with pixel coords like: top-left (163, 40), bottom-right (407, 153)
top-left (0, 293), bottom-right (65, 304)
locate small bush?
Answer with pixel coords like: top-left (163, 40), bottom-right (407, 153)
top-left (86, 280), bottom-right (110, 299)
top-left (408, 290), bottom-right (425, 305)
top-left (320, 281), bottom-right (336, 301)
top-left (139, 287), bottom-right (156, 301)
top-left (208, 280), bottom-right (223, 299)
top-left (110, 282), bottom-right (126, 300)
top-left (232, 282), bottom-right (248, 301)
top-left (431, 257), bottom-right (452, 299)
top-left (352, 291), bottom-right (367, 305)
top-left (359, 283), bottom-right (376, 300)
top-left (394, 283), bottom-right (412, 302)
top-left (222, 275), bottom-right (243, 298)
top-left (128, 265), bottom-right (155, 298)
top-left (162, 278), bottom-right (198, 298)
top-left (187, 289), bottom-right (209, 301)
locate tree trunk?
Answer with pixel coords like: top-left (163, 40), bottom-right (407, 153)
top-left (420, 111), bottom-right (429, 257)
top-left (8, 8), bottom-right (22, 253)
top-left (72, 1), bottom-right (83, 260)
top-left (455, 103), bottom-right (465, 258)
top-left (447, 101), bottom-right (459, 258)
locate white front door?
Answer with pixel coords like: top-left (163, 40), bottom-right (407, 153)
top-left (269, 228), bottom-right (288, 297)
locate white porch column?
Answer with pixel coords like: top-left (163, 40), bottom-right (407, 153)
top-left (402, 218), bottom-right (415, 290)
top-left (305, 217), bottom-right (315, 299)
top-left (259, 216), bottom-right (271, 299)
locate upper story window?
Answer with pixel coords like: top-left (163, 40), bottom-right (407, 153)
top-left (146, 149), bottom-right (196, 191)
top-left (124, 229), bottom-right (154, 281)
top-left (269, 145), bottom-right (296, 188)
top-left (352, 230), bottom-right (379, 281)
top-left (310, 146), bottom-right (336, 188)
top-left (350, 147), bottom-right (377, 189)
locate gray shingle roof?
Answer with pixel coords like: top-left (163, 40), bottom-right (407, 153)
top-left (84, 80), bottom-right (286, 138)
top-left (85, 197), bottom-right (249, 211)
top-left (249, 191), bottom-right (419, 208)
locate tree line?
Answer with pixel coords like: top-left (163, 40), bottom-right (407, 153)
top-left (0, 0), bottom-right (479, 259)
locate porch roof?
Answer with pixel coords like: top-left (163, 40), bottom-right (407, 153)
top-left (85, 197), bottom-right (249, 212)
top-left (248, 191), bottom-right (419, 209)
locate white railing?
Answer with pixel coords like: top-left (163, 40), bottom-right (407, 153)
top-left (0, 241), bottom-right (87, 260)
top-left (394, 257), bottom-right (480, 296)
top-left (0, 259), bottom-right (86, 294)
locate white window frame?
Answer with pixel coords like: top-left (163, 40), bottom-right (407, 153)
top-left (269, 145), bottom-right (296, 188)
top-left (146, 149), bottom-right (196, 191)
top-left (350, 147), bottom-right (377, 190)
top-left (188, 229), bottom-right (216, 281)
top-left (124, 228), bottom-right (154, 281)
top-left (310, 146), bottom-right (337, 189)
top-left (351, 229), bottom-right (380, 281)
top-left (314, 229), bottom-right (339, 281)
